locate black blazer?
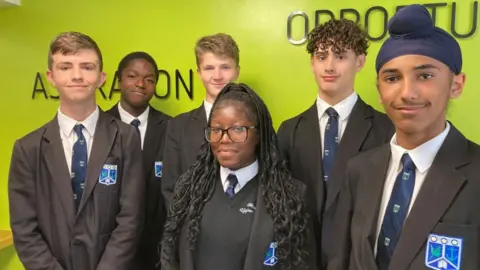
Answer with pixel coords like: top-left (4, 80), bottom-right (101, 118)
top-left (277, 96), bottom-right (394, 267)
top-left (160, 178), bottom-right (317, 270)
top-left (106, 103), bottom-right (170, 270)
top-left (161, 104), bottom-right (207, 206)
top-left (8, 110), bottom-right (145, 270)
top-left (330, 124), bottom-right (480, 270)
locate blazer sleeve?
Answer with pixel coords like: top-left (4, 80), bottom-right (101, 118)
top-left (326, 161), bottom-right (356, 270)
top-left (161, 118), bottom-right (182, 207)
top-left (8, 140), bottom-right (65, 270)
top-left (97, 126), bottom-right (146, 270)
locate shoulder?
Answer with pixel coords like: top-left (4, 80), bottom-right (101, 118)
top-left (16, 122), bottom-right (50, 149)
top-left (278, 105), bottom-right (315, 134)
top-left (150, 106), bottom-right (171, 122)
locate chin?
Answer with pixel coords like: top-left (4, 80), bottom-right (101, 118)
top-left (217, 158), bottom-right (240, 170)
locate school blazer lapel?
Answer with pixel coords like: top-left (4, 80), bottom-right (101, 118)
top-left (42, 117), bottom-right (76, 226)
top-left (325, 97), bottom-right (373, 212)
top-left (389, 125), bottom-right (469, 269)
top-left (143, 108), bottom-right (166, 176)
top-left (244, 185), bottom-right (274, 270)
top-left (77, 111), bottom-right (117, 215)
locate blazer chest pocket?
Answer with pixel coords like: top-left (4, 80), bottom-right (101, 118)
top-left (423, 223), bottom-right (480, 270)
top-left (98, 157), bottom-right (121, 193)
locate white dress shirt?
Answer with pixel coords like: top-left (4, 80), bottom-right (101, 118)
top-left (317, 92), bottom-right (358, 156)
top-left (374, 122), bottom-right (451, 254)
top-left (220, 160), bottom-right (259, 194)
top-left (57, 106), bottom-right (99, 173)
top-left (204, 99), bottom-right (213, 121)
top-left (118, 102), bottom-right (149, 149)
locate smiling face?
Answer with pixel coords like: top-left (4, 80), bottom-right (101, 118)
top-left (197, 52), bottom-right (239, 103)
top-left (209, 100), bottom-right (258, 170)
top-left (119, 58), bottom-right (156, 108)
top-left (47, 49), bottom-right (106, 104)
top-left (377, 54), bottom-right (465, 143)
top-left (311, 46), bottom-right (365, 104)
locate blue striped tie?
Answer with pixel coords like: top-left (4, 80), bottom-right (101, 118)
top-left (322, 107), bottom-right (339, 183)
top-left (376, 153), bottom-right (416, 269)
top-left (71, 124), bottom-right (88, 210)
top-left (225, 174), bottom-right (238, 199)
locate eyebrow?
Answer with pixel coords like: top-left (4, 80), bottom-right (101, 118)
top-left (381, 64), bottom-right (440, 74)
top-left (413, 64), bottom-right (439, 70)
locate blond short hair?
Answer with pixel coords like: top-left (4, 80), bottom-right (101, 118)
top-left (48, 31), bottom-right (103, 70)
top-left (194, 33), bottom-right (239, 67)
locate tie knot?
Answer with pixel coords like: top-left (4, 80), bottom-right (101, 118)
top-left (227, 174), bottom-right (238, 186)
top-left (401, 153), bottom-right (416, 171)
top-left (325, 107), bottom-right (338, 118)
top-left (130, 119), bottom-right (140, 127)
top-left (73, 124), bottom-right (84, 136)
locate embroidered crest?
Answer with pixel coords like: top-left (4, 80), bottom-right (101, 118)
top-left (425, 234), bottom-right (462, 270)
top-left (263, 242), bottom-right (278, 266)
top-left (154, 161), bottom-right (163, 178)
top-left (99, 164), bottom-right (117, 185)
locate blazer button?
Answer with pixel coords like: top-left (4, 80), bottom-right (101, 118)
top-left (72, 240), bottom-right (80, 245)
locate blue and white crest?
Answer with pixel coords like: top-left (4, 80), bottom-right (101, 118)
top-left (425, 234), bottom-right (462, 270)
top-left (99, 164), bottom-right (117, 185)
top-left (263, 241), bottom-right (278, 266)
top-left (154, 161), bottom-right (163, 178)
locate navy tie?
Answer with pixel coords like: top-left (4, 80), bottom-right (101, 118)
top-left (225, 174), bottom-right (238, 199)
top-left (130, 119), bottom-right (140, 135)
top-left (322, 107), bottom-right (339, 183)
top-left (376, 153), bottom-right (416, 270)
top-left (71, 124), bottom-right (88, 210)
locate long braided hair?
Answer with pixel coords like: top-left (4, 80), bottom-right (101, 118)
top-left (161, 83), bottom-right (309, 268)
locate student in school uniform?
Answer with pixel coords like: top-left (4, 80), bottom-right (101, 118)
top-left (329, 4), bottom-right (480, 270)
top-left (8, 32), bottom-right (145, 270)
top-left (161, 33), bottom-right (240, 206)
top-left (106, 51), bottom-right (170, 270)
top-left (276, 18), bottom-right (394, 267)
top-left (160, 83), bottom-right (317, 270)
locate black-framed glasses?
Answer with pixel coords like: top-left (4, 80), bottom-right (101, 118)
top-left (205, 126), bottom-right (256, 143)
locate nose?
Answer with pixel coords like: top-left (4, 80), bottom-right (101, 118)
top-left (213, 68), bottom-right (223, 80)
top-left (400, 76), bottom-right (420, 100)
top-left (135, 78), bottom-right (145, 89)
top-left (219, 130), bottom-right (232, 143)
top-left (72, 66), bottom-right (83, 81)
top-left (324, 57), bottom-right (335, 73)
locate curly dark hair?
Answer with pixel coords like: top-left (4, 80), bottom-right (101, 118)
top-left (306, 18), bottom-right (369, 56)
top-left (161, 83), bottom-right (309, 269)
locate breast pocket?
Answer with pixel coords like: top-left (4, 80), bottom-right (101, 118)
top-left (423, 223), bottom-right (480, 270)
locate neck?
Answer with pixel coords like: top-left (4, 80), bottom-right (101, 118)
top-left (60, 99), bottom-right (97, 121)
top-left (120, 99), bottom-right (148, 117)
top-left (395, 121), bottom-right (446, 150)
top-left (318, 88), bottom-right (354, 106)
top-left (205, 93), bottom-right (216, 104)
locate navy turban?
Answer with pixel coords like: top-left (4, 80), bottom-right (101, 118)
top-left (376, 4), bottom-right (462, 74)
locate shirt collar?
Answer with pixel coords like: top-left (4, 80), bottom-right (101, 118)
top-left (390, 122), bottom-right (451, 173)
top-left (316, 92), bottom-right (358, 121)
top-left (204, 100), bottom-right (213, 120)
top-left (220, 160), bottom-right (259, 189)
top-left (117, 102), bottom-right (149, 127)
top-left (57, 106), bottom-right (99, 137)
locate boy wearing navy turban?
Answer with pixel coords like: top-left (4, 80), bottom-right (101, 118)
top-left (329, 4), bottom-right (480, 270)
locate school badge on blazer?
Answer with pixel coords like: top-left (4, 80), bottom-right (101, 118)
top-left (99, 164), bottom-right (118, 185)
top-left (425, 234), bottom-right (462, 270)
top-left (154, 161), bottom-right (163, 178)
top-left (263, 241), bottom-right (278, 266)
